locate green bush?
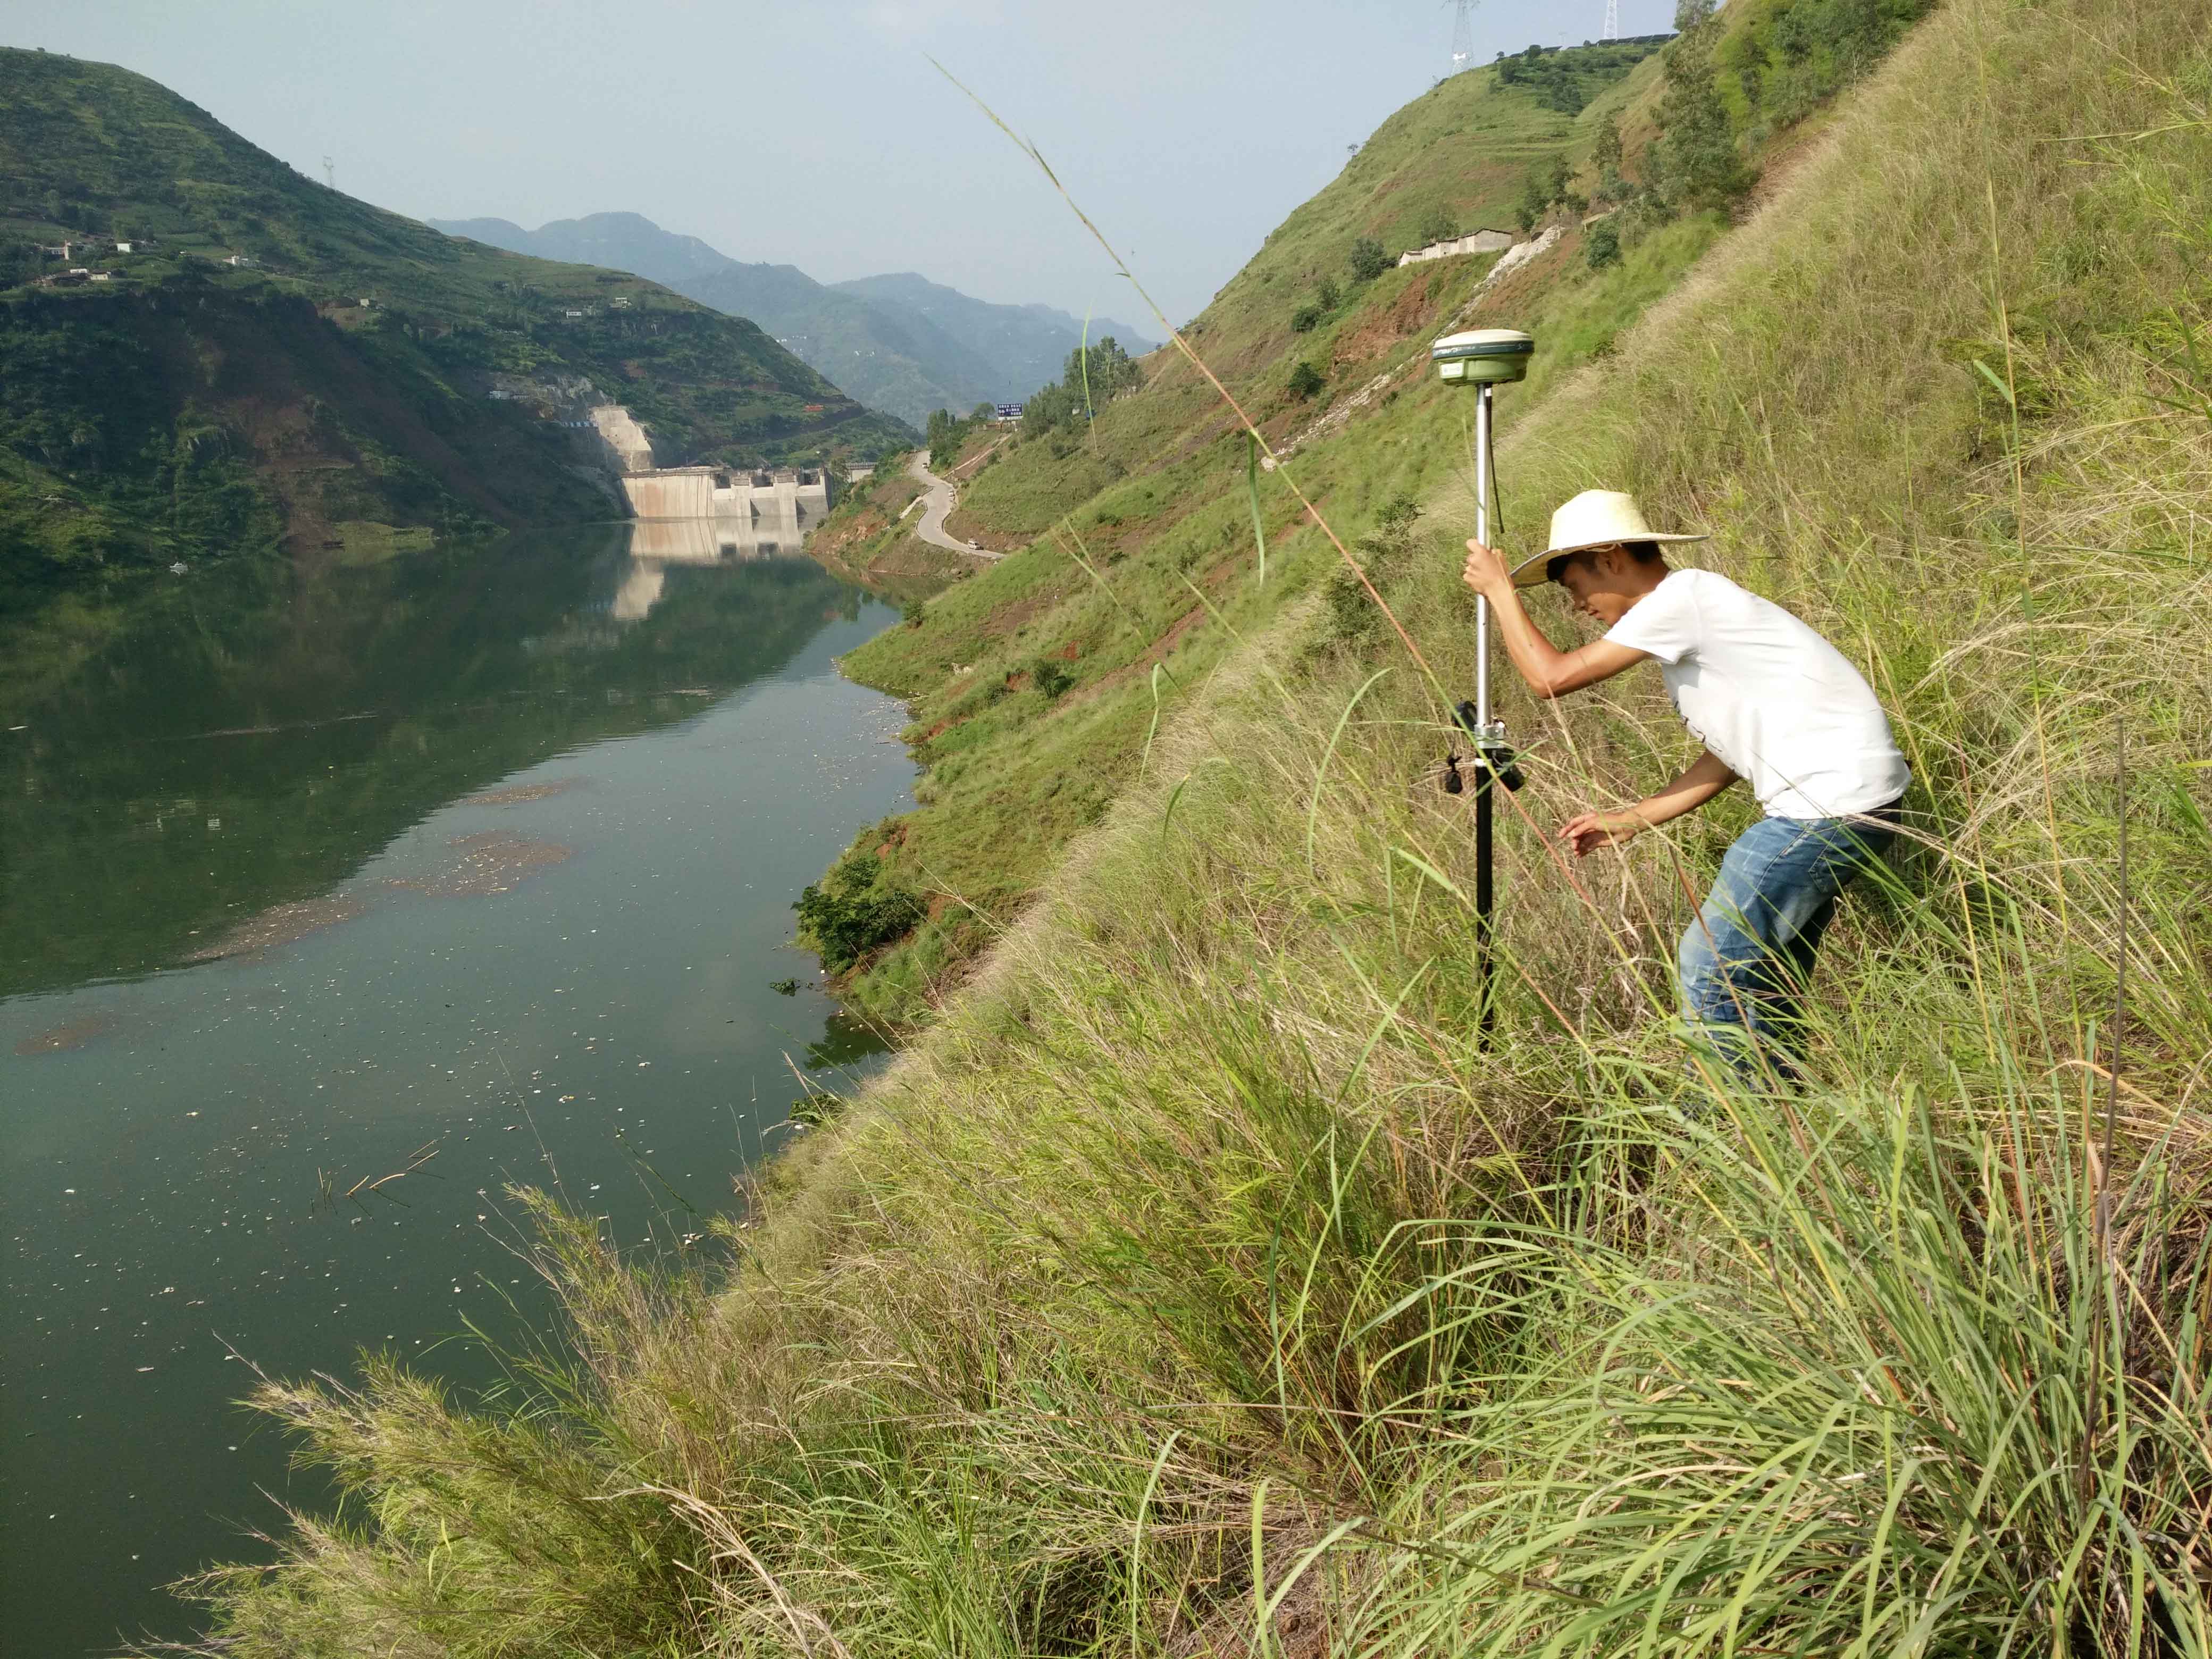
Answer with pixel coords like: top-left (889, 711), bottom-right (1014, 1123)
top-left (1318, 495), bottom-right (1420, 646)
top-left (1585, 219), bottom-right (1623, 269)
top-left (1290, 303), bottom-right (1322, 333)
top-left (1347, 237), bottom-right (1392, 283)
top-left (1030, 657), bottom-right (1074, 699)
top-left (793, 844), bottom-right (924, 971)
top-left (1515, 172), bottom-right (1548, 233)
top-left (1287, 359), bottom-right (1326, 400)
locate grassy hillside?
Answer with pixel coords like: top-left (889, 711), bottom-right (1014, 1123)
top-left (173, 0), bottom-right (2212, 1652)
top-left (822, 35), bottom-right (1681, 1017)
top-left (0, 49), bottom-right (909, 609)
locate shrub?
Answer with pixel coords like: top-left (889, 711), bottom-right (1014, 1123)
top-left (1030, 658), bottom-right (1074, 699)
top-left (901, 598), bottom-right (927, 626)
top-left (784, 1088), bottom-right (845, 1128)
top-left (1346, 237), bottom-right (1391, 283)
top-left (1416, 205), bottom-right (1459, 246)
top-left (1515, 173), bottom-right (1548, 233)
top-left (1287, 360), bottom-right (1326, 400)
top-left (1585, 219), bottom-right (1622, 269)
top-left (1594, 111), bottom-right (1623, 175)
top-left (1317, 276), bottom-right (1342, 310)
top-left (1318, 495), bottom-right (1421, 646)
top-left (793, 844), bottom-right (924, 971)
top-left (1290, 303), bottom-right (1321, 333)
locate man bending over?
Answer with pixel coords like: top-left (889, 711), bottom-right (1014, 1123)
top-left (1460, 490), bottom-right (1909, 1077)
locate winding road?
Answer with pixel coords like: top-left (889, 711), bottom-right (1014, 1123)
top-left (905, 450), bottom-right (1003, 562)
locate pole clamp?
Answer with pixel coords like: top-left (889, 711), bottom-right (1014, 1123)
top-left (1452, 700), bottom-right (1526, 791)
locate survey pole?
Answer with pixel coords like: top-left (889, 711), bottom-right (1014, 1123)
top-left (1430, 329), bottom-right (1535, 1040)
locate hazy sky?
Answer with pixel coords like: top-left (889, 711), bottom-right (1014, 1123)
top-left (12, 2), bottom-right (1679, 325)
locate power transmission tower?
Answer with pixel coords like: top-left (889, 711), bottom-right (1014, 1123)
top-left (1448, 0), bottom-right (1477, 72)
top-left (1601, 0), bottom-right (1620, 39)
top-left (322, 155), bottom-right (336, 190)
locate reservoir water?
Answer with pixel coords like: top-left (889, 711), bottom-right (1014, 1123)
top-left (0, 525), bottom-right (917, 1653)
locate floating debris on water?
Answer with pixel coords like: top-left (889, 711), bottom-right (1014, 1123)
top-left (15, 1015), bottom-right (120, 1057)
top-left (387, 832), bottom-right (573, 897)
top-left (463, 778), bottom-right (582, 807)
top-left (183, 895), bottom-right (367, 962)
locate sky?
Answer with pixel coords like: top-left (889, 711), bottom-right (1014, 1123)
top-left (11, 1), bottom-right (1681, 326)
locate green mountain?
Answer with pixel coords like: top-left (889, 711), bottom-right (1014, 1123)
top-left (830, 270), bottom-right (1157, 405)
top-left (431, 211), bottom-right (998, 426)
top-left (0, 49), bottom-right (912, 610)
top-left (428, 212), bottom-right (1156, 428)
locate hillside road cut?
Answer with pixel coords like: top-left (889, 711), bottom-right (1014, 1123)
top-left (905, 450), bottom-right (1003, 562)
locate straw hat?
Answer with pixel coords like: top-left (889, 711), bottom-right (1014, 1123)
top-left (1507, 489), bottom-right (1708, 587)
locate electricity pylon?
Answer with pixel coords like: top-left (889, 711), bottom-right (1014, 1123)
top-left (1601, 0), bottom-right (1620, 39)
top-left (1449, 0), bottom-right (1477, 72)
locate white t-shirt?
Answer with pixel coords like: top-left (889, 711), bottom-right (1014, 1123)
top-left (1604, 568), bottom-right (1909, 820)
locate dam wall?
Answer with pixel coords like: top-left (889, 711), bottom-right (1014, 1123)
top-left (620, 465), bottom-right (830, 529)
top-left (588, 404), bottom-right (658, 472)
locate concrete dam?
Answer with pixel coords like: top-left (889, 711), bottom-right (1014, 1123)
top-left (620, 465), bottom-right (830, 532)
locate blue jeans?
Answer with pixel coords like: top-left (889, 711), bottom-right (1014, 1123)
top-left (1677, 808), bottom-right (1899, 1079)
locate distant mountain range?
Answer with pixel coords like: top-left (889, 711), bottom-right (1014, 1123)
top-left (429, 213), bottom-right (1159, 430)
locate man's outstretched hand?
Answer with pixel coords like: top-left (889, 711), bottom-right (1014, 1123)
top-left (1560, 808), bottom-right (1647, 857)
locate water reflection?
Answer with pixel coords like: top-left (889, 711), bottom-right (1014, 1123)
top-left (614, 500), bottom-right (818, 619)
top-left (0, 524), bottom-right (864, 999)
top-left (0, 523), bottom-right (913, 1653)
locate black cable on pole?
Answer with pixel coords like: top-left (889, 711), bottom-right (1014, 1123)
top-left (1488, 423), bottom-right (1507, 537)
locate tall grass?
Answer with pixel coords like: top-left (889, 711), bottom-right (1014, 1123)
top-left (173, 0), bottom-right (2211, 1651)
